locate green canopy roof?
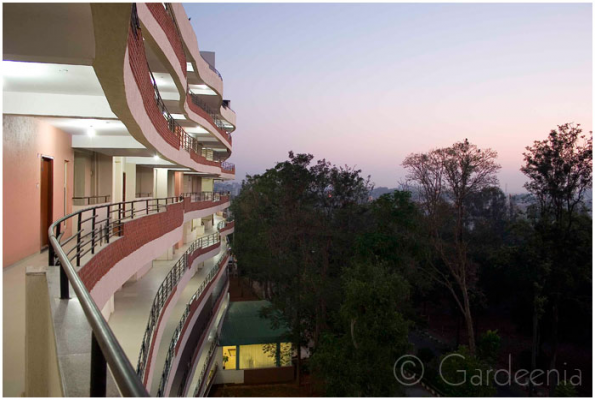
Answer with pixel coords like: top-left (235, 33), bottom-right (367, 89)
top-left (219, 300), bottom-right (290, 346)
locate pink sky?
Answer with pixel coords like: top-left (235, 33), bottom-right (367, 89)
top-left (187, 3), bottom-right (592, 193)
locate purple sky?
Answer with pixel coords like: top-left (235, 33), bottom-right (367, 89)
top-left (186, 3), bottom-right (592, 193)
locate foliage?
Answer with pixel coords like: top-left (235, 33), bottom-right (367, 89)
top-left (521, 123), bottom-right (593, 379)
top-left (521, 123), bottom-right (592, 222)
top-left (554, 380), bottom-right (578, 397)
top-left (435, 346), bottom-right (497, 397)
top-left (477, 329), bottom-right (501, 365)
top-left (310, 261), bottom-right (411, 396)
top-left (231, 152), bottom-right (373, 382)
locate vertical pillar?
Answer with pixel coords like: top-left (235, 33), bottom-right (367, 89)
top-left (154, 168), bottom-right (169, 199)
top-left (112, 157), bottom-right (125, 203)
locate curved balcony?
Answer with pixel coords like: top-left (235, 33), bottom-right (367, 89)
top-left (47, 191), bottom-right (230, 395)
top-left (157, 252), bottom-right (230, 396)
top-left (136, 231), bottom-right (222, 387)
top-left (218, 220), bottom-right (235, 236)
top-left (186, 91), bottom-right (233, 147)
top-left (126, 5), bottom-right (234, 177)
top-left (167, 4), bottom-right (224, 101)
top-left (137, 3), bottom-right (236, 145)
top-left (145, 3), bottom-right (186, 81)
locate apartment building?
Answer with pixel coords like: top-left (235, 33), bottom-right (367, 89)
top-left (3, 3), bottom-right (236, 396)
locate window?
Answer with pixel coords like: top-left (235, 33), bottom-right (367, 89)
top-left (222, 346), bottom-right (236, 370)
top-left (239, 344), bottom-right (277, 370)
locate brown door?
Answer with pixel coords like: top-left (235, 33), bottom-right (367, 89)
top-left (40, 157), bottom-right (53, 248)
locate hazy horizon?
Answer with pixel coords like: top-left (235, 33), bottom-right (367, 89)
top-left (186, 3), bottom-right (592, 193)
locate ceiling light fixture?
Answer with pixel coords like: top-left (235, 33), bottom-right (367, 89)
top-left (87, 127), bottom-right (95, 137)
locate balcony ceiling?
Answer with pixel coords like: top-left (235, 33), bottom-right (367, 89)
top-left (3, 3), bottom-right (95, 65)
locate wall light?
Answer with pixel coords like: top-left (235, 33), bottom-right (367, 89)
top-left (153, 155), bottom-right (160, 160)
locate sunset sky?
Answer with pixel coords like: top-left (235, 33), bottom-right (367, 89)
top-left (186, 3), bottom-right (592, 193)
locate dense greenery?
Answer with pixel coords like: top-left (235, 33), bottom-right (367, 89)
top-left (230, 124), bottom-right (592, 396)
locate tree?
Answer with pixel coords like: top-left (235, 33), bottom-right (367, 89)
top-left (310, 261), bottom-right (411, 396)
top-left (521, 123), bottom-right (592, 224)
top-left (436, 346), bottom-right (497, 397)
top-left (520, 123), bottom-right (592, 385)
top-left (403, 139), bottom-right (501, 354)
top-left (231, 152), bottom-right (372, 385)
top-left (477, 329), bottom-right (501, 365)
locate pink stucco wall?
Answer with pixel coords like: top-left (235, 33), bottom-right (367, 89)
top-left (3, 116), bottom-right (74, 267)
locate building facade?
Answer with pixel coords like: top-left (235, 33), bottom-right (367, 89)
top-left (3, 3), bottom-right (235, 396)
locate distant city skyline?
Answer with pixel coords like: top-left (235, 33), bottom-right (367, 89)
top-left (186, 3), bottom-right (592, 193)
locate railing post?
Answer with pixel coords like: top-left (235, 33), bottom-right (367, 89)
top-left (106, 205), bottom-right (111, 244)
top-left (146, 199), bottom-right (149, 215)
top-left (90, 333), bottom-right (107, 397)
top-left (91, 208), bottom-right (96, 255)
top-left (131, 202), bottom-right (135, 219)
top-left (76, 213), bottom-right (82, 267)
top-left (118, 203), bottom-right (122, 237)
top-left (54, 223), bottom-right (70, 300)
top-left (48, 228), bottom-right (55, 267)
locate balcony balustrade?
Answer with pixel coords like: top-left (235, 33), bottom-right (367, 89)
top-left (136, 231), bottom-right (222, 382)
top-left (156, 252), bottom-right (230, 396)
top-left (73, 195), bottom-right (111, 206)
top-left (129, 4), bottom-right (233, 174)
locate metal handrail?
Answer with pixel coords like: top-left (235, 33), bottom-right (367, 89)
top-left (156, 252), bottom-right (230, 396)
top-left (73, 195), bottom-right (111, 206)
top-left (47, 196), bottom-right (183, 396)
top-left (192, 336), bottom-right (220, 397)
top-left (135, 231), bottom-right (221, 381)
top-left (221, 161), bottom-right (235, 173)
top-left (222, 99), bottom-right (235, 113)
top-left (217, 219), bottom-right (234, 232)
top-left (188, 92), bottom-right (228, 132)
top-left (180, 191), bottom-right (231, 203)
top-left (162, 1), bottom-right (232, 136)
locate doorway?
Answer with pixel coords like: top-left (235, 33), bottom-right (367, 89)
top-left (40, 156), bottom-right (53, 248)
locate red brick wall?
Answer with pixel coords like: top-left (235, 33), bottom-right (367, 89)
top-left (186, 93), bottom-right (233, 147)
top-left (128, 24), bottom-right (180, 149)
top-left (184, 195), bottom-right (229, 213)
top-left (187, 242), bottom-right (221, 268)
top-left (79, 202), bottom-right (184, 290)
top-left (146, 3), bottom-right (187, 79)
top-left (190, 150), bottom-right (220, 168)
top-left (220, 221), bottom-right (235, 234)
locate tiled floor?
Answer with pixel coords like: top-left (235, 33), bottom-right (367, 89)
top-left (3, 250), bottom-right (49, 397)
